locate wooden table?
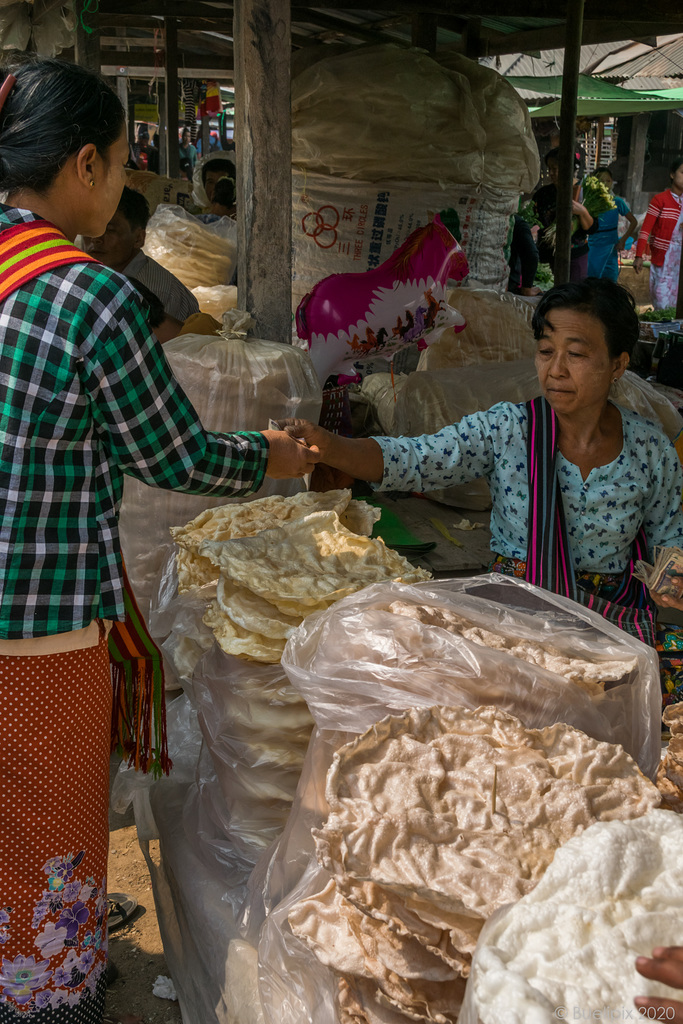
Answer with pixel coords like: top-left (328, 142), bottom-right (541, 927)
top-left (374, 493), bottom-right (493, 577)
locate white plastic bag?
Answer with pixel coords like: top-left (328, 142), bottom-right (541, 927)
top-left (118, 323), bottom-right (322, 616)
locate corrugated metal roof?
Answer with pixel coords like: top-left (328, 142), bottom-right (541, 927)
top-left (488, 41), bottom-right (634, 78)
top-left (593, 34), bottom-right (683, 79)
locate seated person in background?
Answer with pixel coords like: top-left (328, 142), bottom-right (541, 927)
top-left (196, 176), bottom-right (237, 224)
top-left (129, 277), bottom-right (222, 341)
top-left (127, 277), bottom-right (183, 344)
top-left (201, 157), bottom-right (236, 205)
top-left (83, 186), bottom-right (200, 323)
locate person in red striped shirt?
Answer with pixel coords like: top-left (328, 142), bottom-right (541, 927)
top-left (634, 156), bottom-right (683, 309)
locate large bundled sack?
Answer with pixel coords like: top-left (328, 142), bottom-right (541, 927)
top-left (292, 171), bottom-right (517, 308)
top-left (235, 575), bottom-right (660, 1024)
top-left (118, 318), bottom-right (322, 616)
top-left (144, 203), bottom-right (237, 290)
top-left (291, 45), bottom-right (538, 193)
top-left (436, 53), bottom-right (539, 194)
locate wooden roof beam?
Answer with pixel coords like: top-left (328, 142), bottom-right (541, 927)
top-left (97, 1), bottom-right (231, 20)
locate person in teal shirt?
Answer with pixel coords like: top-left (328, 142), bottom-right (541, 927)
top-left (179, 126), bottom-right (197, 170)
top-left (587, 167), bottom-right (638, 281)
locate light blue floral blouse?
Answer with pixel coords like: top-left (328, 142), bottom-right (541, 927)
top-left (372, 402), bottom-right (683, 573)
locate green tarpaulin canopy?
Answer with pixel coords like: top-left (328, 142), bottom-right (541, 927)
top-left (506, 74), bottom-right (683, 117)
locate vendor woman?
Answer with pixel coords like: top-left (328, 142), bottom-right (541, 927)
top-left (0, 58), bottom-right (318, 1023)
top-left (284, 278), bottom-right (683, 673)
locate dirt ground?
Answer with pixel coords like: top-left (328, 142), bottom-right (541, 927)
top-left (106, 827), bottom-right (183, 1024)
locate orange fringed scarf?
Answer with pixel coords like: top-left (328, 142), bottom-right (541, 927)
top-left (0, 218), bottom-right (171, 776)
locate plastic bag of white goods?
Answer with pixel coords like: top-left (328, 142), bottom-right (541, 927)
top-left (460, 809), bottom-right (683, 1024)
top-left (144, 204), bottom-right (237, 290)
top-left (292, 44), bottom-right (485, 185)
top-left (191, 284), bottom-right (238, 320)
top-left (118, 329), bottom-right (322, 616)
top-left (292, 44), bottom-right (538, 192)
top-left (0, 4), bottom-right (30, 49)
top-left (292, 171), bottom-right (517, 311)
top-left (125, 169), bottom-right (193, 212)
top-left (32, 1), bottom-right (75, 57)
top-left (282, 576), bottom-right (661, 777)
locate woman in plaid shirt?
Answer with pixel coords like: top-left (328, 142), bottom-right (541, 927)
top-left (0, 59), bottom-right (318, 1023)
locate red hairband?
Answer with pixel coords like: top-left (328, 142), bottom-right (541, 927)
top-left (0, 74), bottom-right (16, 118)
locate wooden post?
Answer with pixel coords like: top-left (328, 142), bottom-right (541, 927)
top-left (164, 18), bottom-right (180, 179)
top-left (200, 111), bottom-right (211, 160)
top-left (116, 76), bottom-right (129, 138)
top-left (234, 0), bottom-right (292, 342)
top-left (595, 117), bottom-right (605, 171)
top-left (411, 13), bottom-right (438, 53)
top-left (624, 113), bottom-right (651, 213)
top-left (554, 0), bottom-right (584, 285)
top-left (464, 18), bottom-right (483, 60)
top-left (74, 0), bottom-right (101, 73)
top-left (158, 80), bottom-right (168, 177)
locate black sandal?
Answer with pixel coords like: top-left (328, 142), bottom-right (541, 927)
top-left (107, 893), bottom-right (139, 932)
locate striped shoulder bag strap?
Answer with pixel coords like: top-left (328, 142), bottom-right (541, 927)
top-left (525, 396), bottom-right (656, 647)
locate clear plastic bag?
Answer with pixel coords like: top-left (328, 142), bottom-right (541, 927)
top-left (417, 288), bottom-right (537, 371)
top-left (282, 577), bottom-right (660, 776)
top-left (143, 203), bottom-right (237, 290)
top-left (118, 326), bottom-right (322, 616)
top-left (246, 575), bottom-right (659, 1024)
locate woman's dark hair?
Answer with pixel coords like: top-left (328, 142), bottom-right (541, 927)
top-left (0, 58), bottom-right (125, 194)
top-left (532, 279), bottom-right (639, 359)
top-left (595, 166), bottom-right (613, 178)
top-left (670, 156), bottom-right (683, 177)
top-left (200, 157), bottom-right (235, 185)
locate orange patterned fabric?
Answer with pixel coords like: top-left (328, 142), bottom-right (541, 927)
top-left (0, 628), bottom-right (111, 1020)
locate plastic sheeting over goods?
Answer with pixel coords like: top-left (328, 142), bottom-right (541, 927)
top-left (291, 171), bottom-right (518, 308)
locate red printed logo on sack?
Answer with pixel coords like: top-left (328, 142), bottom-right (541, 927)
top-left (302, 206), bottom-right (339, 248)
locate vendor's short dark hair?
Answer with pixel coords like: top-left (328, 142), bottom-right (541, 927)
top-left (544, 146), bottom-right (582, 173)
top-left (201, 157), bottom-right (235, 185)
top-left (118, 185), bottom-right (151, 231)
top-left (532, 279), bottom-right (638, 359)
top-left (0, 58), bottom-right (125, 194)
top-left (127, 277), bottom-right (165, 329)
top-left (212, 176), bottom-right (236, 208)
top-left (670, 156), bottom-right (683, 176)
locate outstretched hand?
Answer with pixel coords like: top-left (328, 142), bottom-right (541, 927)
top-left (260, 429), bottom-right (321, 480)
top-left (635, 948), bottom-right (683, 1022)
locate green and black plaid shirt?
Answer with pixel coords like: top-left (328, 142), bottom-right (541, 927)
top-left (0, 206), bottom-right (268, 638)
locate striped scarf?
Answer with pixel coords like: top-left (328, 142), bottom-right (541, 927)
top-left (525, 396), bottom-right (656, 647)
top-left (0, 218), bottom-right (171, 775)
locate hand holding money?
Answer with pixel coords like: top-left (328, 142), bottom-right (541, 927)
top-left (634, 546), bottom-right (683, 608)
